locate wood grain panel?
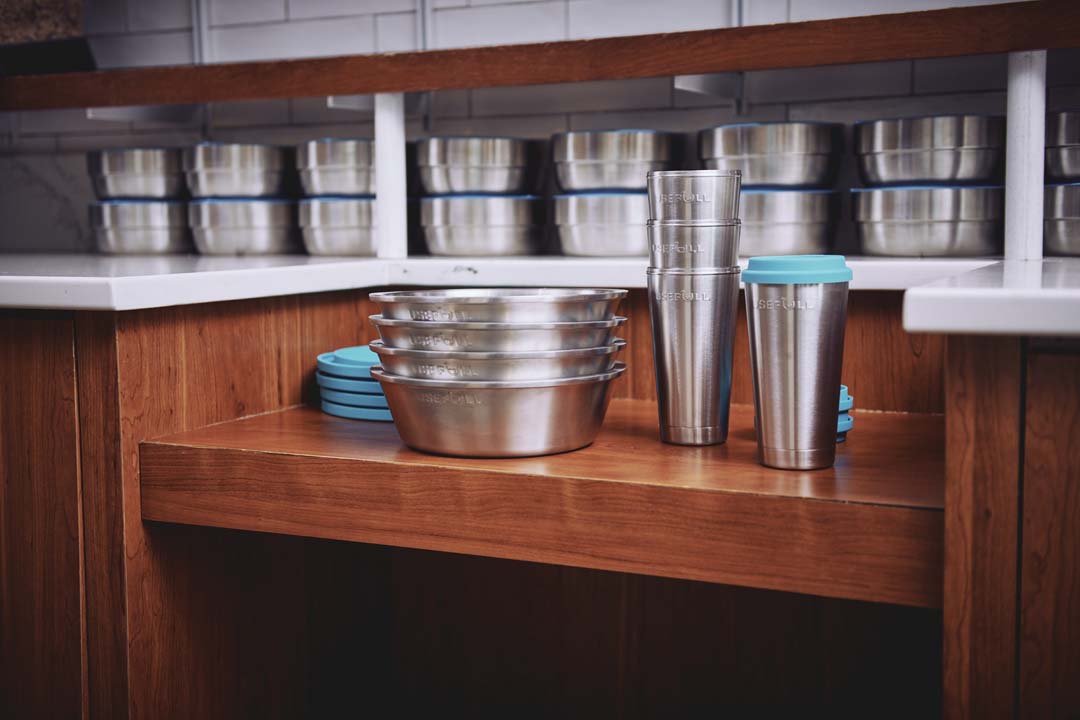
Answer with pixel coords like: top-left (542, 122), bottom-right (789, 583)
top-left (1020, 352), bottom-right (1080, 718)
top-left (0, 311), bottom-right (85, 719)
top-left (2, 1), bottom-right (1076, 110)
top-left (942, 336), bottom-right (1023, 720)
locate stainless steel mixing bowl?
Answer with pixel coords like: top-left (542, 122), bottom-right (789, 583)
top-left (87, 148), bottom-right (185, 199)
top-left (370, 338), bottom-right (625, 380)
top-left (855, 114), bottom-right (1004, 186)
top-left (553, 130), bottom-right (673, 191)
top-left (299, 197), bottom-right (375, 256)
top-left (420, 195), bottom-right (542, 256)
top-left (647, 221), bottom-right (741, 270)
top-left (699, 122), bottom-right (839, 187)
top-left (554, 192), bottom-right (649, 256)
top-left (739, 189), bottom-right (836, 256)
top-left (370, 288), bottom-right (627, 322)
top-left (183, 142), bottom-right (288, 197)
top-left (1045, 183), bottom-right (1080, 256)
top-left (296, 138), bottom-right (374, 196)
top-left (854, 185), bottom-right (1003, 257)
top-left (647, 170), bottom-right (741, 222)
top-left (418, 136), bottom-right (528, 194)
top-left (90, 200), bottom-right (191, 254)
top-left (370, 315), bottom-right (626, 352)
top-left (189, 199), bottom-right (299, 255)
top-left (371, 362), bottom-right (626, 457)
top-left (1046, 112), bottom-right (1080, 182)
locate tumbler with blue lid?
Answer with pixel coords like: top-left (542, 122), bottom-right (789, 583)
top-left (743, 255), bottom-right (852, 470)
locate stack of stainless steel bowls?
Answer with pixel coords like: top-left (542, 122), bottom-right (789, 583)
top-left (367, 288), bottom-right (628, 457)
top-left (550, 129), bottom-right (673, 256)
top-left (183, 142), bottom-right (298, 255)
top-left (1045, 113), bottom-right (1080, 256)
top-left (853, 114), bottom-right (1005, 256)
top-left (417, 136), bottom-right (540, 255)
top-left (699, 122), bottom-right (840, 255)
top-left (86, 148), bottom-right (190, 254)
top-left (296, 138), bottom-right (376, 256)
top-left (646, 169), bottom-right (742, 446)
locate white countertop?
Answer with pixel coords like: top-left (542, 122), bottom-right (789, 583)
top-left (0, 254), bottom-right (994, 311)
top-left (4, 254), bottom-right (1079, 336)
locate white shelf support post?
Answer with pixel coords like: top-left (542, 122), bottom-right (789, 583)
top-left (1005, 50), bottom-right (1047, 261)
top-left (375, 92), bottom-right (408, 259)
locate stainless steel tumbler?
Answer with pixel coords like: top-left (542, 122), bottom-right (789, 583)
top-left (743, 255), bottom-right (852, 470)
top-left (648, 268), bottom-right (741, 445)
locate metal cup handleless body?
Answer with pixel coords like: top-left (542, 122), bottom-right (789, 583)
top-left (647, 268), bottom-right (741, 445)
top-left (743, 255), bottom-right (852, 470)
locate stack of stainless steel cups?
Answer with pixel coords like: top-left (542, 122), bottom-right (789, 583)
top-left (646, 170), bottom-right (743, 445)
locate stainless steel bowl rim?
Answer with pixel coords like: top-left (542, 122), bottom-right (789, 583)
top-left (370, 315), bottom-right (627, 330)
top-left (646, 219), bottom-right (742, 227)
top-left (552, 129), bottom-right (674, 162)
top-left (296, 137), bottom-right (373, 168)
top-left (1045, 182), bottom-right (1080, 219)
top-left (1047, 111), bottom-right (1080, 147)
top-left (852, 185), bottom-right (1003, 222)
top-left (182, 142), bottom-right (286, 169)
top-left (370, 288), bottom-right (628, 305)
top-left (647, 169), bottom-right (742, 179)
top-left (646, 267), bottom-right (742, 276)
top-left (699, 122), bottom-right (839, 158)
top-left (369, 338), bottom-right (626, 360)
top-left (370, 362), bottom-right (626, 389)
top-left (855, 114), bottom-right (1005, 152)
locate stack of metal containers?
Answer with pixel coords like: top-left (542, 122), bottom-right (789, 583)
top-left (646, 169), bottom-right (742, 446)
top-left (1045, 111), bottom-right (1080, 257)
top-left (417, 137), bottom-right (542, 256)
top-left (698, 122), bottom-right (841, 256)
top-left (296, 138), bottom-right (377, 256)
top-left (367, 289), bottom-right (628, 457)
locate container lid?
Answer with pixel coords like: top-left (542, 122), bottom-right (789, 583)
top-left (315, 371), bottom-right (384, 394)
top-left (320, 400), bottom-right (393, 422)
top-left (320, 387), bottom-right (390, 408)
top-left (742, 255), bottom-right (852, 284)
top-left (839, 384), bottom-right (854, 412)
top-left (316, 345), bottom-right (380, 379)
top-left (837, 412), bottom-right (854, 433)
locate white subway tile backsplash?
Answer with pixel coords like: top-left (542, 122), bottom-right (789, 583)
top-left (744, 61), bottom-right (911, 104)
top-left (88, 31), bottom-right (194, 68)
top-left (211, 0), bottom-right (286, 26)
top-left (0, 136), bottom-right (59, 155)
top-left (211, 100), bottom-right (292, 127)
top-left (84, 0), bottom-right (128, 34)
top-left (377, 12), bottom-right (418, 52)
top-left (789, 0), bottom-right (1014, 22)
top-left (433, 2), bottom-right (566, 49)
top-left (569, 104), bottom-right (787, 133)
top-left (209, 122), bottom-right (385, 145)
top-left (18, 109), bottom-right (126, 135)
top-left (1049, 86), bottom-right (1080, 112)
top-left (128, 0), bottom-right (192, 31)
top-left (289, 0), bottom-right (417, 19)
top-left (428, 90), bottom-right (471, 119)
top-left (788, 91), bottom-right (1006, 125)
top-left (431, 0), bottom-right (468, 8)
top-left (290, 97), bottom-right (367, 125)
top-left (913, 55), bottom-right (1006, 94)
top-left (57, 129), bottom-right (204, 151)
top-left (568, 0), bottom-right (731, 40)
top-left (210, 16), bottom-right (375, 62)
top-left (473, 78), bottom-right (672, 117)
top-left (1049, 49), bottom-right (1080, 88)
top-left (743, 0), bottom-right (789, 25)
top-left (427, 114), bottom-right (570, 139)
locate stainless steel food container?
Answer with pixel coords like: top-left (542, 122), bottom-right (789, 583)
top-left (1045, 183), bottom-right (1080, 256)
top-left (739, 189), bottom-right (836, 256)
top-left (296, 138), bottom-right (374, 196)
top-left (90, 200), bottom-right (190, 254)
top-left (421, 195), bottom-right (542, 256)
top-left (183, 142), bottom-right (288, 198)
top-left (188, 199), bottom-right (298, 255)
top-left (699, 122), bottom-right (838, 187)
top-left (370, 288), bottom-right (627, 323)
top-left (1046, 112), bottom-right (1080, 182)
top-left (370, 315), bottom-right (626, 352)
top-left (553, 130), bottom-right (673, 191)
top-left (554, 192), bottom-right (649, 256)
top-left (648, 268), bottom-right (740, 445)
top-left (856, 114), bottom-right (1004, 186)
top-left (418, 136), bottom-right (528, 194)
top-left (647, 170), bottom-right (741, 222)
top-left (299, 197), bottom-right (375, 256)
top-left (371, 363), bottom-right (625, 458)
top-left (87, 148), bottom-right (184, 199)
top-left (854, 185), bottom-right (1003, 257)
top-left (647, 221), bottom-right (741, 270)
top-left (370, 338), bottom-right (625, 381)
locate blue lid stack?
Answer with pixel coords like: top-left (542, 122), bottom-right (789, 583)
top-left (837, 384), bottom-right (854, 443)
top-left (315, 345), bottom-right (392, 422)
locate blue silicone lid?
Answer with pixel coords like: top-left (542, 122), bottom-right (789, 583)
top-left (742, 255), bottom-right (853, 285)
top-left (839, 384), bottom-right (853, 412)
top-left (316, 346), bottom-right (379, 379)
top-left (320, 388), bottom-right (390, 408)
top-left (321, 400), bottom-right (393, 422)
top-left (837, 413), bottom-right (854, 434)
top-left (315, 371), bottom-right (383, 394)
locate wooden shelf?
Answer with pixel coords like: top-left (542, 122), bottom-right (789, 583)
top-left (140, 399), bottom-right (944, 608)
top-left (3, 1), bottom-right (1075, 111)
